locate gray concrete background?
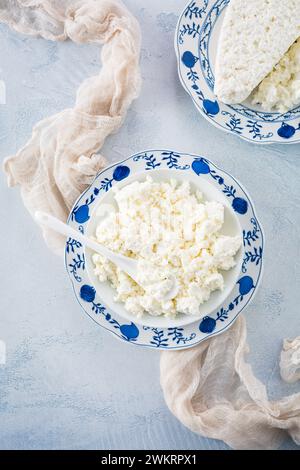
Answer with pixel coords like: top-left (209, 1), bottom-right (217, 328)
top-left (0, 0), bottom-right (299, 450)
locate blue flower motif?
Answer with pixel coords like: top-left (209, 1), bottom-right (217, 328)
top-left (182, 50), bottom-right (198, 68)
top-left (80, 285), bottom-right (96, 303)
top-left (237, 276), bottom-right (255, 296)
top-left (72, 194), bottom-right (95, 223)
top-left (277, 122), bottom-right (300, 139)
top-left (192, 158), bottom-right (210, 175)
top-left (113, 165), bottom-right (130, 181)
top-left (120, 323), bottom-right (139, 341)
top-left (232, 197), bottom-right (248, 215)
top-left (73, 204), bottom-right (90, 223)
top-left (199, 316), bottom-right (216, 333)
top-left (203, 99), bottom-right (219, 116)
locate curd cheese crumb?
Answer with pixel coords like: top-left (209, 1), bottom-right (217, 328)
top-left (92, 177), bottom-right (242, 318)
top-left (251, 38), bottom-right (300, 112)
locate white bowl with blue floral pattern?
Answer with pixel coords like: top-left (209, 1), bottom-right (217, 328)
top-left (176, 0), bottom-right (300, 144)
top-left (65, 150), bottom-right (264, 350)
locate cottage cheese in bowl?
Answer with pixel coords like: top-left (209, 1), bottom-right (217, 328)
top-left (91, 176), bottom-right (242, 322)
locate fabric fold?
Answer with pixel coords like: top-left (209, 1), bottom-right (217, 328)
top-left (161, 316), bottom-right (300, 450)
top-left (1, 0), bottom-right (141, 254)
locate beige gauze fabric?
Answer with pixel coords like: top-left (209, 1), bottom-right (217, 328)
top-left (1, 0), bottom-right (141, 254)
top-left (1, 0), bottom-right (300, 451)
top-left (161, 316), bottom-right (300, 450)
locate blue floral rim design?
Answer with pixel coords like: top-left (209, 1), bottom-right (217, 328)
top-left (176, 0), bottom-right (300, 144)
top-left (65, 150), bottom-right (264, 350)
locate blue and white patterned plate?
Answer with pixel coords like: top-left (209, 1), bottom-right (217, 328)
top-left (65, 150), bottom-right (264, 350)
top-left (176, 0), bottom-right (300, 144)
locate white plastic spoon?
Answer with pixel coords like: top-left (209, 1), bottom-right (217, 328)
top-left (35, 211), bottom-right (179, 301)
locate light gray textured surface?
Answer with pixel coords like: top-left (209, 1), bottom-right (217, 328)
top-left (0, 0), bottom-right (299, 450)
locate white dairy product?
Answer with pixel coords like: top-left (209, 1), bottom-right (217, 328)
top-left (92, 177), bottom-right (241, 318)
top-left (214, 0), bottom-right (300, 104)
top-left (251, 39), bottom-right (300, 112)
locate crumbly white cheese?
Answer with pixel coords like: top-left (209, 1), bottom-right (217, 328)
top-left (214, 0), bottom-right (300, 104)
top-left (251, 39), bottom-right (300, 112)
top-left (92, 177), bottom-right (241, 318)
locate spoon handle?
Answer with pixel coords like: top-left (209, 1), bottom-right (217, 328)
top-left (35, 211), bottom-right (179, 301)
top-left (35, 211), bottom-right (137, 279)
